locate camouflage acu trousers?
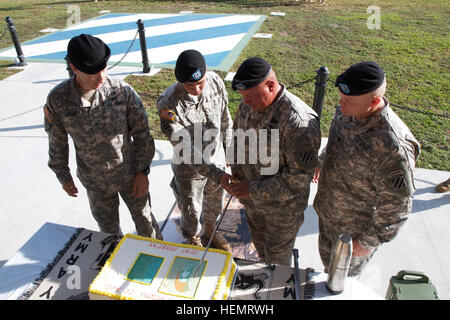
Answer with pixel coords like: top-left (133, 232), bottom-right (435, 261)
top-left (318, 218), bottom-right (377, 277)
top-left (86, 177), bottom-right (162, 239)
top-left (170, 173), bottom-right (225, 239)
top-left (240, 199), bottom-right (305, 266)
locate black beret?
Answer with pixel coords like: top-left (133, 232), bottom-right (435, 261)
top-left (67, 34), bottom-right (111, 74)
top-left (175, 49), bottom-right (206, 83)
top-left (232, 57), bottom-right (271, 91)
top-left (335, 61), bottom-right (385, 96)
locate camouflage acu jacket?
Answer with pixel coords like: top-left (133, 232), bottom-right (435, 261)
top-left (157, 71), bottom-right (232, 184)
top-left (44, 76), bottom-right (155, 192)
top-left (231, 85), bottom-right (321, 210)
top-left (314, 101), bottom-right (420, 250)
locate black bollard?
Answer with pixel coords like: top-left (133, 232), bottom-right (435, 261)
top-left (136, 19), bottom-right (150, 73)
top-left (5, 16), bottom-right (27, 66)
top-left (312, 66), bottom-right (329, 119)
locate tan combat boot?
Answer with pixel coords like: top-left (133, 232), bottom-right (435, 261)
top-left (435, 178), bottom-right (450, 193)
top-left (203, 224), bottom-right (232, 252)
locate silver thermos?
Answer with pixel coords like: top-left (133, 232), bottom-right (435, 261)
top-left (326, 233), bottom-right (353, 294)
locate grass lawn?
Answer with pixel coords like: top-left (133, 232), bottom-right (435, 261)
top-left (0, 0), bottom-right (448, 170)
top-left (0, 60), bottom-right (20, 80)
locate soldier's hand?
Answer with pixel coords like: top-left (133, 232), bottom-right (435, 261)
top-left (62, 181), bottom-right (78, 197)
top-left (219, 173), bottom-right (234, 194)
top-left (231, 170), bottom-right (243, 182)
top-left (352, 238), bottom-right (372, 257)
top-left (133, 172), bottom-right (149, 198)
top-left (229, 181), bottom-right (250, 199)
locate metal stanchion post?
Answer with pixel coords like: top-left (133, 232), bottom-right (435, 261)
top-left (136, 19), bottom-right (150, 73)
top-left (312, 66), bottom-right (329, 119)
top-left (5, 16), bottom-right (27, 66)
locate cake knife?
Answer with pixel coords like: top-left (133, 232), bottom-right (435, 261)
top-left (191, 195), bottom-right (234, 278)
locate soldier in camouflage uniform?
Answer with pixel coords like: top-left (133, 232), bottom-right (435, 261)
top-left (44, 34), bottom-right (161, 239)
top-left (313, 61), bottom-right (420, 276)
top-left (224, 57), bottom-right (321, 266)
top-left (157, 50), bottom-right (233, 251)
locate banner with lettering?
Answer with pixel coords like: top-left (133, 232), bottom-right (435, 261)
top-left (231, 258), bottom-right (315, 300)
top-left (18, 229), bottom-right (121, 300)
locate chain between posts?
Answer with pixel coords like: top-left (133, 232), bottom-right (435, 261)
top-left (0, 26), bottom-right (8, 40)
top-left (136, 73), bottom-right (448, 120)
top-left (390, 103), bottom-right (449, 118)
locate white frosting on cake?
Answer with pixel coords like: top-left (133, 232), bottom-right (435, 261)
top-left (89, 234), bottom-right (237, 300)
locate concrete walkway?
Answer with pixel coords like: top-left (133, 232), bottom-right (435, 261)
top-left (0, 62), bottom-right (448, 299)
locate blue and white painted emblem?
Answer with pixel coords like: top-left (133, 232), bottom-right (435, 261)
top-left (0, 13), bottom-right (266, 71)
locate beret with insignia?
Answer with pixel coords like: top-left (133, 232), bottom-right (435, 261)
top-left (175, 50), bottom-right (206, 83)
top-left (232, 57), bottom-right (272, 91)
top-left (68, 34), bottom-right (111, 74)
top-left (335, 61), bottom-right (385, 96)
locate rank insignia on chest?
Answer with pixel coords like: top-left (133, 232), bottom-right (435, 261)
top-left (160, 108), bottom-right (176, 122)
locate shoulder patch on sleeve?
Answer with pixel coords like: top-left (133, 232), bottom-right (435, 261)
top-left (386, 167), bottom-right (414, 196)
top-left (44, 106), bottom-right (54, 123)
top-left (159, 108), bottom-right (175, 122)
top-left (388, 170), bottom-right (407, 189)
top-left (299, 150), bottom-right (314, 165)
top-left (297, 148), bottom-right (319, 171)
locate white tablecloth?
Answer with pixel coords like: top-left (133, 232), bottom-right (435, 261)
top-left (308, 272), bottom-right (384, 300)
top-left (0, 222), bottom-right (76, 300)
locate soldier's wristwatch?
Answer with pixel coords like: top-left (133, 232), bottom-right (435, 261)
top-left (141, 166), bottom-right (150, 175)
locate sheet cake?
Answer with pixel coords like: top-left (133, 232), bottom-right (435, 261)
top-left (89, 234), bottom-right (237, 300)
